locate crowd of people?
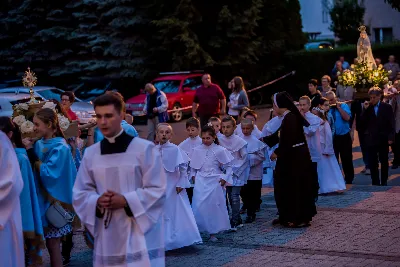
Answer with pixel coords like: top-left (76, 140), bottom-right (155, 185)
top-left (1, 62), bottom-right (400, 266)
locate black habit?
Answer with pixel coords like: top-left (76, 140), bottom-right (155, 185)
top-left (273, 112), bottom-right (318, 225)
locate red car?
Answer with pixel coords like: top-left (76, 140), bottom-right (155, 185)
top-left (126, 71), bottom-right (204, 122)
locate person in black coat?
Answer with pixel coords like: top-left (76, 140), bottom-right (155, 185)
top-left (360, 87), bottom-right (395, 186)
top-left (351, 98), bottom-right (371, 174)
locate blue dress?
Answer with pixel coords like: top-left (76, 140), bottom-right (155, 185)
top-left (15, 148), bottom-right (44, 263)
top-left (34, 137), bottom-right (77, 238)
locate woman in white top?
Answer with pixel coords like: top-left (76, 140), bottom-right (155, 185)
top-left (227, 77), bottom-right (250, 121)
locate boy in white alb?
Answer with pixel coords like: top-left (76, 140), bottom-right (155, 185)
top-left (178, 117), bottom-right (202, 204)
top-left (219, 116), bottom-right (249, 230)
top-left (299, 96), bottom-right (323, 196)
top-left (156, 123), bottom-right (202, 250)
top-left (235, 110), bottom-right (262, 139)
top-left (239, 119), bottom-right (266, 223)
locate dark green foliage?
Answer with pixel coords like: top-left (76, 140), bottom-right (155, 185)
top-left (385, 0), bottom-right (400, 11)
top-left (329, 0), bottom-right (365, 45)
top-left (0, 0), bottom-right (307, 97)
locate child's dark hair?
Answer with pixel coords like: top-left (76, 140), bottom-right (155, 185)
top-left (221, 115), bottom-right (236, 126)
top-left (201, 125), bottom-right (219, 145)
top-left (319, 97), bottom-right (329, 106)
top-left (0, 116), bottom-right (24, 148)
top-left (243, 110), bottom-right (257, 121)
top-left (308, 79), bottom-right (318, 87)
top-left (186, 117), bottom-right (200, 129)
top-left (208, 116), bottom-right (221, 123)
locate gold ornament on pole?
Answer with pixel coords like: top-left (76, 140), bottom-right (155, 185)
top-left (22, 67), bottom-right (38, 103)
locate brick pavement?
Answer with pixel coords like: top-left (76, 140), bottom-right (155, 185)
top-left (47, 185), bottom-right (400, 267)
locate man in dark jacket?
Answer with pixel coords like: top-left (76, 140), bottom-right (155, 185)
top-left (351, 98), bottom-right (371, 174)
top-left (360, 87), bottom-right (395, 186)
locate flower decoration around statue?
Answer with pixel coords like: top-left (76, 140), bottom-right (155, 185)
top-left (336, 25), bottom-right (390, 99)
top-left (12, 68), bottom-right (78, 139)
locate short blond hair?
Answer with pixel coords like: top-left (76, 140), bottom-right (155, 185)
top-left (241, 118), bottom-right (254, 127)
top-left (156, 123), bottom-right (173, 133)
top-left (299, 95), bottom-right (311, 105)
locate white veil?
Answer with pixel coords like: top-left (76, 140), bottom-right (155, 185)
top-left (357, 26), bottom-right (376, 70)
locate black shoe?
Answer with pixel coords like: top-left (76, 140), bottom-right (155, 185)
top-left (63, 257), bottom-right (70, 266)
top-left (245, 215), bottom-right (256, 223)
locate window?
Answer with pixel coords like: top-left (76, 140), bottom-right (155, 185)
top-left (182, 77), bottom-right (202, 91)
top-left (153, 80), bottom-right (181, 93)
top-left (374, 28), bottom-right (393, 44)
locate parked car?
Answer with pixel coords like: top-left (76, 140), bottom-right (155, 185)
top-left (0, 93), bottom-right (44, 117)
top-left (0, 86), bottom-right (95, 123)
top-left (304, 41), bottom-right (334, 50)
top-left (126, 71), bottom-right (204, 122)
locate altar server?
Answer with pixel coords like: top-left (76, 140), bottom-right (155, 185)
top-left (73, 93), bottom-right (166, 267)
top-left (235, 110), bottom-right (262, 139)
top-left (239, 119), bottom-right (266, 223)
top-left (156, 123), bottom-right (202, 250)
top-left (219, 116), bottom-right (249, 230)
top-left (0, 131), bottom-right (25, 267)
top-left (190, 125), bottom-right (234, 242)
top-left (0, 117), bottom-right (44, 265)
top-left (178, 117), bottom-right (202, 204)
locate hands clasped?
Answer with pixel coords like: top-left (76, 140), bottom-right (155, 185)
top-left (97, 190), bottom-right (127, 210)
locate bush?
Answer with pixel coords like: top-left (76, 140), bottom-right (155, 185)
top-left (282, 43), bottom-right (400, 97)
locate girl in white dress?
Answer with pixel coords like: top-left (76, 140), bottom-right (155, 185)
top-left (156, 123), bottom-right (202, 250)
top-left (311, 107), bottom-right (346, 194)
top-left (190, 124), bottom-right (234, 242)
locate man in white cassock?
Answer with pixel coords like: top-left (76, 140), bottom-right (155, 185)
top-left (0, 131), bottom-right (25, 267)
top-left (73, 93), bottom-right (167, 267)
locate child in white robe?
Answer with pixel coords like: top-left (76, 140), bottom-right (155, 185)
top-left (219, 116), bottom-right (249, 230)
top-left (156, 123), bottom-right (202, 250)
top-left (178, 117), bottom-right (202, 204)
top-left (312, 108), bottom-right (346, 194)
top-left (261, 110), bottom-right (281, 187)
top-left (239, 119), bottom-right (266, 223)
top-left (190, 125), bottom-right (234, 242)
top-left (209, 116), bottom-right (224, 139)
top-left (235, 109), bottom-right (262, 139)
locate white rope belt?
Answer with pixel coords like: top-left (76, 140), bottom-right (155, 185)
top-left (292, 142), bottom-right (305, 148)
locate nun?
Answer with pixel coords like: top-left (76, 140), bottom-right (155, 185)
top-left (270, 92), bottom-right (319, 228)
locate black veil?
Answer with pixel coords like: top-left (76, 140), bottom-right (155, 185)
top-left (273, 91), bottom-right (310, 127)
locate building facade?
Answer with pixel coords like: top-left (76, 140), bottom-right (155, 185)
top-left (299, 0), bottom-right (400, 43)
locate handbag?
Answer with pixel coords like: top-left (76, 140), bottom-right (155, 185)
top-left (45, 201), bottom-right (74, 229)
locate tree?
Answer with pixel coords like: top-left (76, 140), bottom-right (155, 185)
top-left (329, 0), bottom-right (365, 45)
top-left (385, 0), bottom-right (400, 11)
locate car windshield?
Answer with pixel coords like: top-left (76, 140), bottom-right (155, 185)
top-left (153, 80), bottom-right (180, 93)
top-left (73, 82), bottom-right (116, 101)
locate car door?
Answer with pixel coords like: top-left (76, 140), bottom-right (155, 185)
top-left (181, 76), bottom-right (202, 110)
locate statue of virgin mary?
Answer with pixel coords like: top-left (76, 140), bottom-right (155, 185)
top-left (357, 25), bottom-right (376, 70)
